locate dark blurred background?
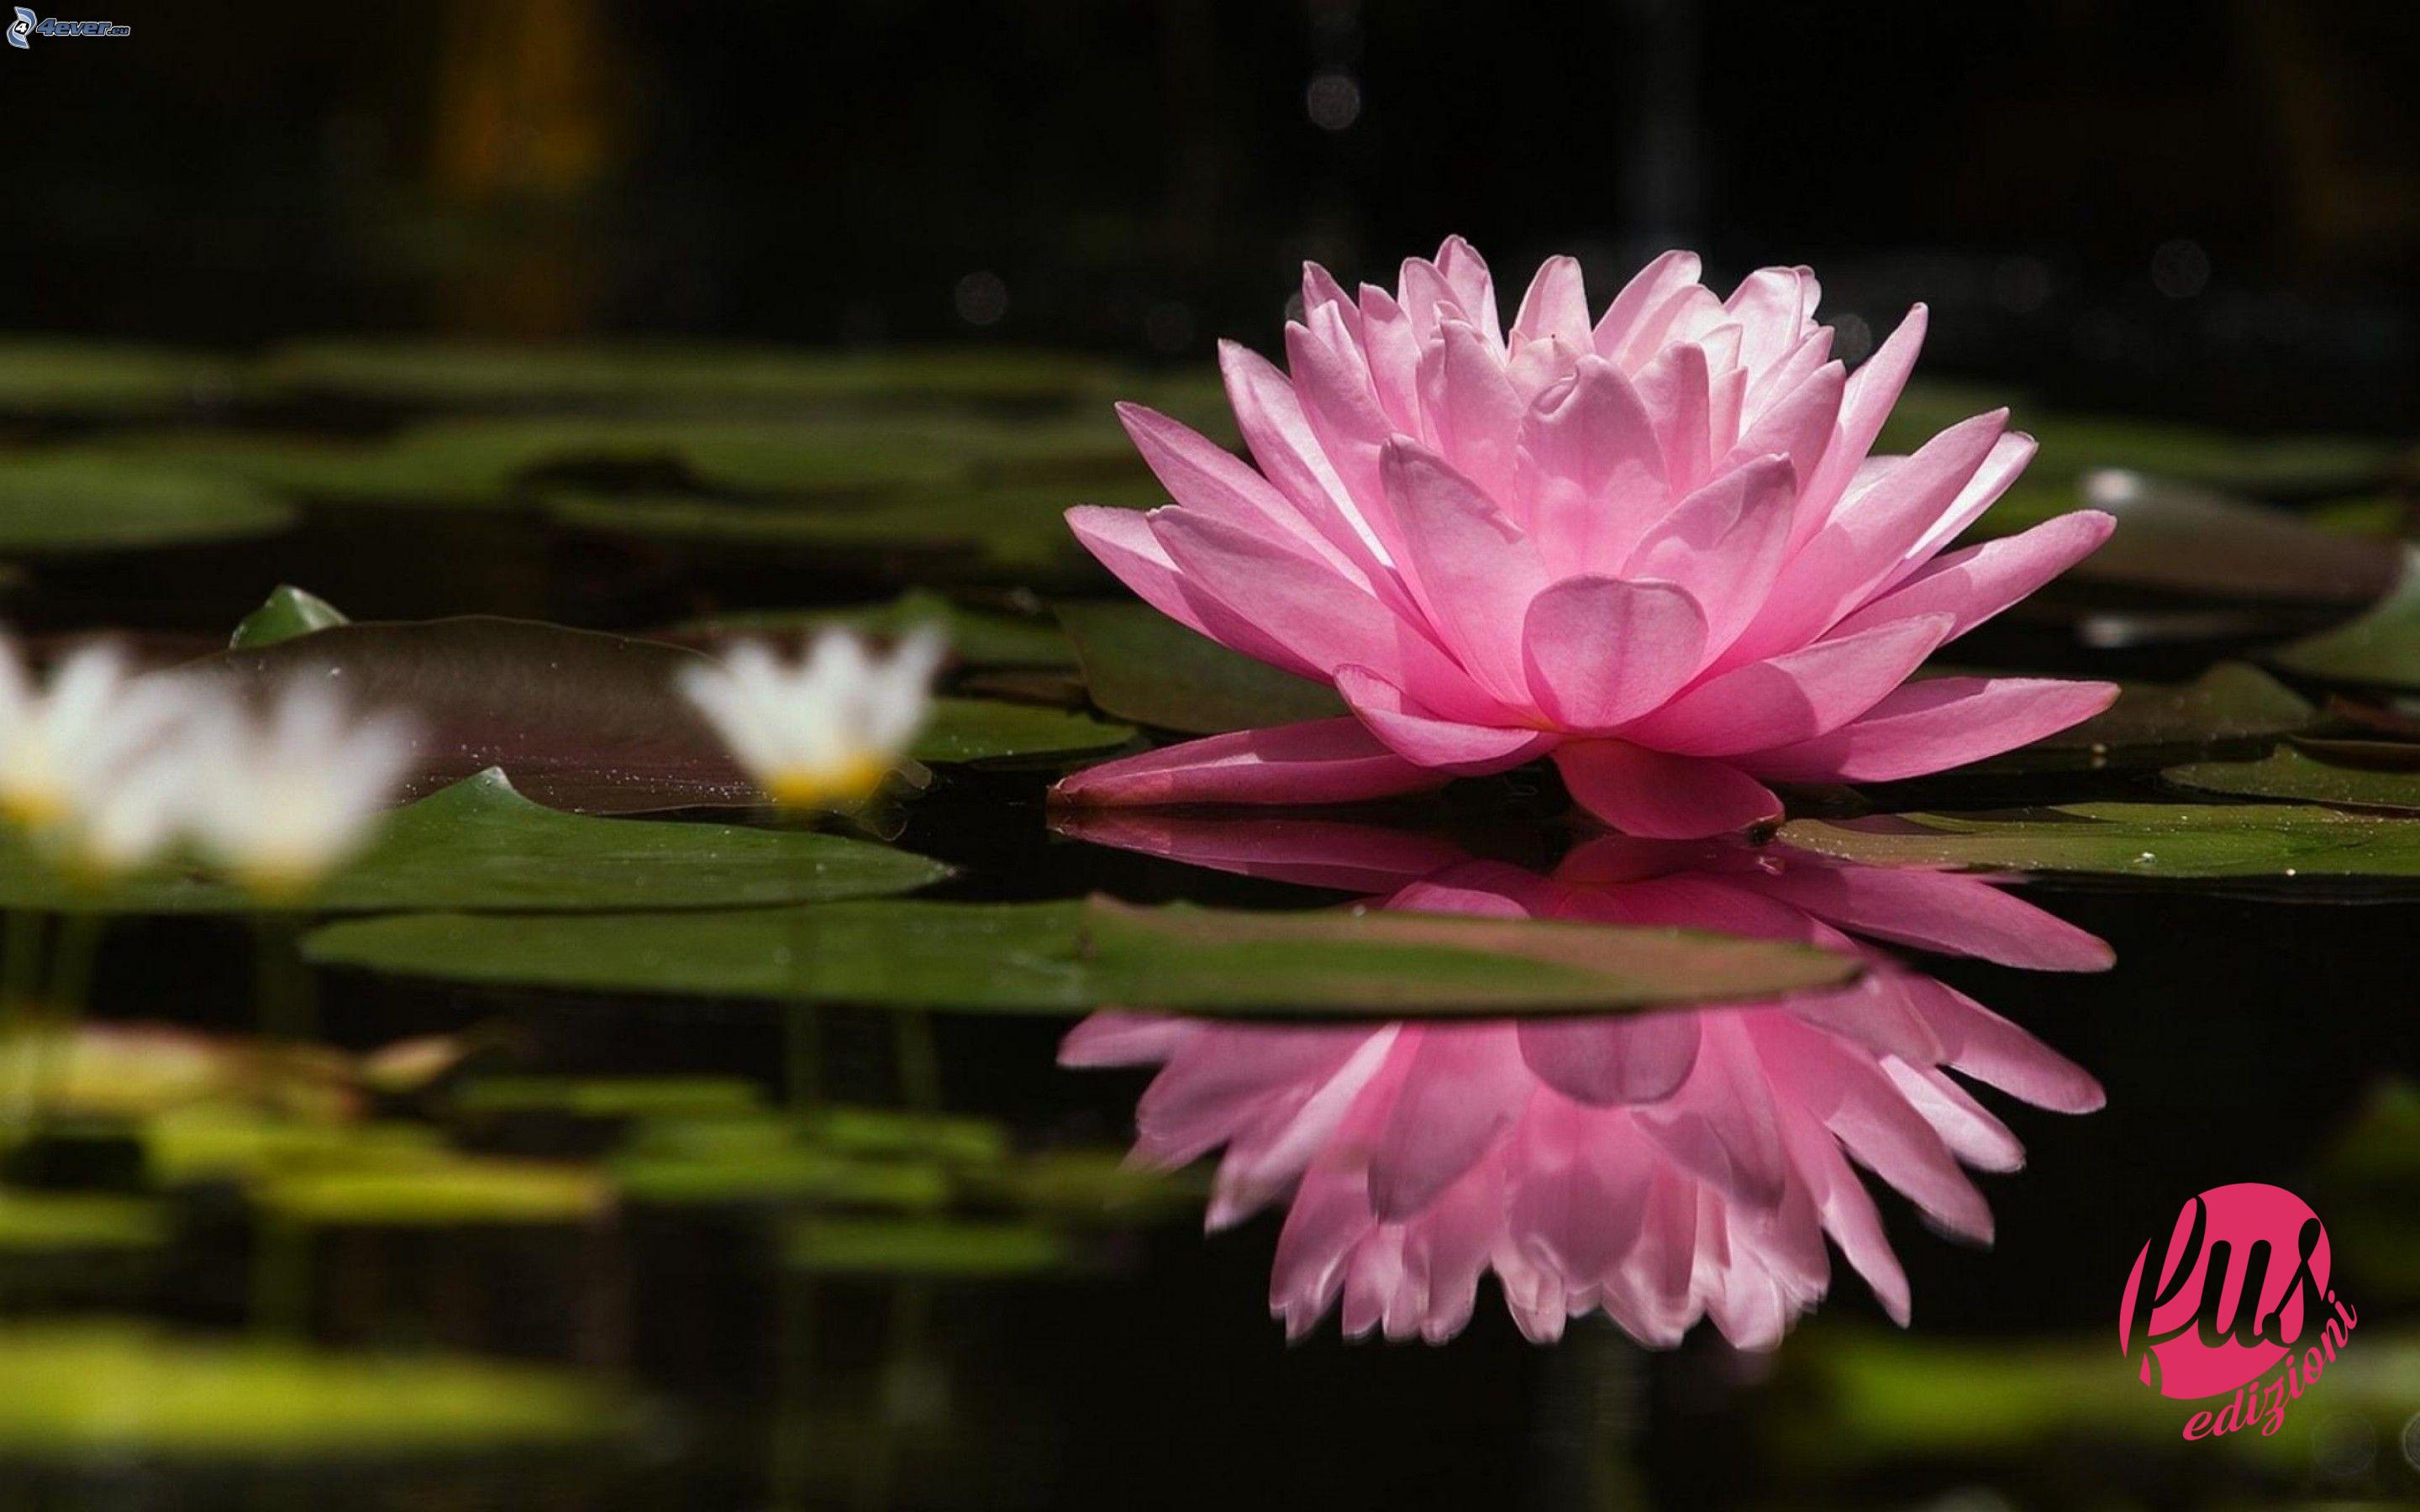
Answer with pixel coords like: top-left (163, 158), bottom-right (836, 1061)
top-left (2, 0), bottom-right (2412, 428)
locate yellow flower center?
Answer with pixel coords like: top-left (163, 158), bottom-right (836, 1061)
top-left (764, 754), bottom-right (893, 811)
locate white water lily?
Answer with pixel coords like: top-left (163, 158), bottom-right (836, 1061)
top-left (182, 682), bottom-right (418, 899)
top-left (678, 628), bottom-right (944, 810)
top-left (0, 638), bottom-right (192, 834)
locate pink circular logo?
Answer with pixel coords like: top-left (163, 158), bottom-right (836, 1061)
top-left (2119, 1183), bottom-right (2331, 1399)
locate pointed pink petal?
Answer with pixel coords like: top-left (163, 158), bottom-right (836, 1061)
top-left (1512, 255), bottom-right (1591, 348)
top-left (1554, 742), bottom-right (1784, 838)
top-left (1379, 441), bottom-right (1546, 702)
top-left (1113, 403), bottom-right (1356, 572)
top-left (1776, 1095), bottom-right (1911, 1325)
top-left (1218, 340), bottom-right (1405, 596)
top-left (1416, 319), bottom-right (1524, 505)
top-left (1520, 575), bottom-right (1711, 732)
top-left (1433, 235), bottom-right (1502, 345)
top-left (1064, 505), bottom-right (1243, 654)
top-left (1059, 1011), bottom-right (1197, 1068)
top-left (1739, 676), bottom-right (2120, 782)
top-left (1518, 1016), bottom-right (1703, 1105)
top-left (1763, 1018), bottom-right (1992, 1242)
top-left (1052, 718), bottom-right (1446, 806)
top-left (1888, 1062), bottom-right (2025, 1173)
top-left (1623, 454), bottom-right (1797, 654)
top-left (1623, 614), bottom-right (1954, 757)
top-left (1592, 249), bottom-right (1702, 357)
top-left (1355, 283), bottom-right (1425, 434)
top-left (1724, 266), bottom-right (1818, 376)
top-left (1831, 509), bottom-right (2116, 644)
top-left (1334, 664), bottom-right (1555, 774)
top-left (1516, 355), bottom-right (1668, 571)
top-left (1634, 340), bottom-right (1712, 490)
top-left (1302, 261), bottom-right (1360, 341)
top-left (1905, 979), bottom-right (2106, 1113)
top-left (1720, 360), bottom-right (1845, 489)
top-left (1283, 318), bottom-right (1399, 557)
top-left (1885, 431), bottom-right (2039, 584)
top-left (1792, 303), bottom-right (1927, 549)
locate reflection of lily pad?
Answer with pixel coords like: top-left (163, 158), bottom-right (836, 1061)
top-left (0, 769), bottom-right (950, 914)
top-left (258, 339), bottom-right (1129, 410)
top-left (304, 895), bottom-right (1860, 1016)
top-left (255, 1156), bottom-right (609, 1226)
top-left (786, 1216), bottom-right (1075, 1278)
top-left (1977, 662), bottom-right (2312, 772)
top-left (0, 454), bottom-right (295, 553)
top-left (0, 1322), bottom-right (634, 1460)
top-left (2165, 747), bottom-right (2420, 813)
top-left (197, 617), bottom-right (1124, 811)
top-left (1055, 600), bottom-right (1348, 732)
top-left (667, 590), bottom-right (1076, 669)
top-left (1781, 803), bottom-right (2420, 878)
top-left (2268, 546), bottom-right (2420, 690)
top-left (0, 1190), bottom-right (168, 1253)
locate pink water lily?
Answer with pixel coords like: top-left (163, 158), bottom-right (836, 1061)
top-left (1059, 239), bottom-right (2119, 837)
top-left (1058, 812), bottom-right (2109, 1347)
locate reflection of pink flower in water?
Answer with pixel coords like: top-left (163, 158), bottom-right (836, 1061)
top-left (1060, 816), bottom-right (2109, 1347)
top-left (1057, 239), bottom-right (2117, 837)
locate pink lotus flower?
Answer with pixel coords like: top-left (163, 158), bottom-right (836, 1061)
top-left (1058, 812), bottom-right (2109, 1347)
top-left (1059, 239), bottom-right (2119, 837)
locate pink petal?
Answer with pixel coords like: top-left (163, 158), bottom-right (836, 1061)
top-left (1719, 360), bottom-right (1845, 490)
top-left (1905, 979), bottom-right (2106, 1113)
top-left (1512, 255), bottom-right (1591, 348)
top-left (1763, 1018), bottom-right (1993, 1242)
top-left (1516, 355), bottom-right (1669, 572)
top-left (1884, 431), bottom-right (2039, 585)
top-left (1776, 1095), bottom-right (1911, 1325)
top-left (1218, 340), bottom-right (1402, 593)
top-left (1517, 1015), bottom-right (1703, 1105)
top-left (1739, 676), bottom-right (2121, 783)
top-left (1433, 235), bottom-right (1502, 345)
top-left (1830, 509), bottom-right (2117, 644)
top-left (1335, 664), bottom-right (1556, 774)
top-left (1283, 318), bottom-right (1400, 559)
top-left (1591, 249), bottom-right (1702, 359)
top-left (1368, 1023), bottom-right (1530, 1219)
top-left (1623, 614), bottom-right (1954, 757)
top-left (1791, 303), bottom-right (1928, 549)
top-left (1634, 339), bottom-right (1713, 491)
top-left (1065, 506), bottom-right (1250, 657)
top-left (1554, 742), bottom-right (1784, 838)
top-left (1113, 403), bottom-right (1356, 573)
top-left (1058, 1011), bottom-right (1197, 1068)
top-left (1379, 441), bottom-right (1547, 703)
top-left (1622, 454), bottom-right (1797, 654)
top-left (1417, 319), bottom-right (1524, 506)
top-left (1050, 811), bottom-right (1467, 893)
top-left (1521, 575), bottom-right (1711, 732)
top-left (1301, 261), bottom-right (1361, 341)
top-left (1051, 718), bottom-right (1446, 806)
top-left (1724, 266), bottom-right (1818, 376)
top-left (1355, 283), bottom-right (1425, 434)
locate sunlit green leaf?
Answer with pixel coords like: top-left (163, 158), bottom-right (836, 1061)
top-left (1780, 802), bottom-right (2420, 877)
top-left (1968, 662), bottom-right (2313, 773)
top-left (2269, 546), bottom-right (2420, 690)
top-left (303, 895), bottom-right (1860, 1016)
top-left (0, 340), bottom-right (235, 416)
top-left (0, 1190), bottom-right (167, 1253)
top-left (0, 454), bottom-right (294, 553)
top-left (2165, 746), bottom-right (2420, 813)
top-left (253, 1155), bottom-right (609, 1226)
top-left (228, 584), bottom-right (350, 648)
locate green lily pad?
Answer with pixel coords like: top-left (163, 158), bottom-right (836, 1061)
top-left (1054, 599), bottom-right (1348, 732)
top-left (785, 1216), bottom-right (1076, 1278)
top-left (1975, 662), bottom-right (2313, 772)
top-left (145, 1108), bottom-right (442, 1189)
top-left (228, 584), bottom-right (349, 648)
top-left (1780, 803), bottom-right (2420, 878)
top-left (2018, 472), bottom-right (2400, 606)
top-left (666, 590), bottom-right (1076, 669)
top-left (0, 1321), bottom-right (634, 1459)
top-left (0, 454), bottom-right (295, 553)
top-left (0, 1190), bottom-right (168, 1253)
top-left (0, 340), bottom-right (235, 416)
top-left (450, 1075), bottom-right (766, 1122)
top-left (611, 1117), bottom-right (955, 1210)
top-left (2268, 545), bottom-right (2420, 691)
top-left (2165, 747), bottom-right (2420, 813)
top-left (958, 1149), bottom-right (1202, 1225)
top-left (254, 1155), bottom-right (609, 1226)
top-left (198, 617), bottom-right (1122, 811)
top-left (794, 1105), bottom-right (1008, 1165)
top-left (257, 339), bottom-right (1129, 410)
top-left (0, 769), bottom-right (950, 914)
top-left (302, 895), bottom-right (1860, 1016)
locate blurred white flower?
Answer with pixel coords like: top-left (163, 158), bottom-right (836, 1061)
top-left (60, 742), bottom-right (201, 880)
top-left (0, 638), bottom-right (192, 832)
top-left (678, 629), bottom-right (944, 811)
top-left (183, 682), bottom-right (418, 899)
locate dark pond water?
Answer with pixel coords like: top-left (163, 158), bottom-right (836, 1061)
top-left (0, 349), bottom-right (2410, 1510)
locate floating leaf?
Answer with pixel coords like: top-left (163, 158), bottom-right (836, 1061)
top-left (303, 895), bottom-right (1860, 1016)
top-left (2268, 545), bottom-right (2420, 691)
top-left (0, 1026), bottom-right (349, 1121)
top-left (795, 1105), bottom-right (1008, 1165)
top-left (450, 1075), bottom-right (765, 1122)
top-left (0, 454), bottom-right (294, 553)
top-left (1781, 803), bottom-right (2420, 878)
top-left (1972, 662), bottom-right (2313, 773)
top-left (258, 339), bottom-right (1129, 410)
top-left (228, 584), bottom-right (349, 648)
top-left (255, 1155), bottom-right (609, 1227)
top-left (1055, 599), bottom-right (1347, 732)
top-left (2165, 747), bottom-right (2420, 813)
top-left (0, 340), bottom-right (234, 416)
top-left (958, 1149), bottom-right (1202, 1226)
top-left (145, 1108), bottom-right (441, 1189)
top-left (197, 618), bottom-right (1123, 811)
top-left (612, 1117), bottom-right (954, 1210)
top-left (666, 590), bottom-right (1076, 669)
top-left (2043, 472), bottom-right (2402, 606)
top-left (785, 1216), bottom-right (1076, 1278)
top-left (0, 1322), bottom-right (634, 1459)
top-left (0, 1190), bottom-right (168, 1253)
top-left (0, 769), bottom-right (949, 914)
